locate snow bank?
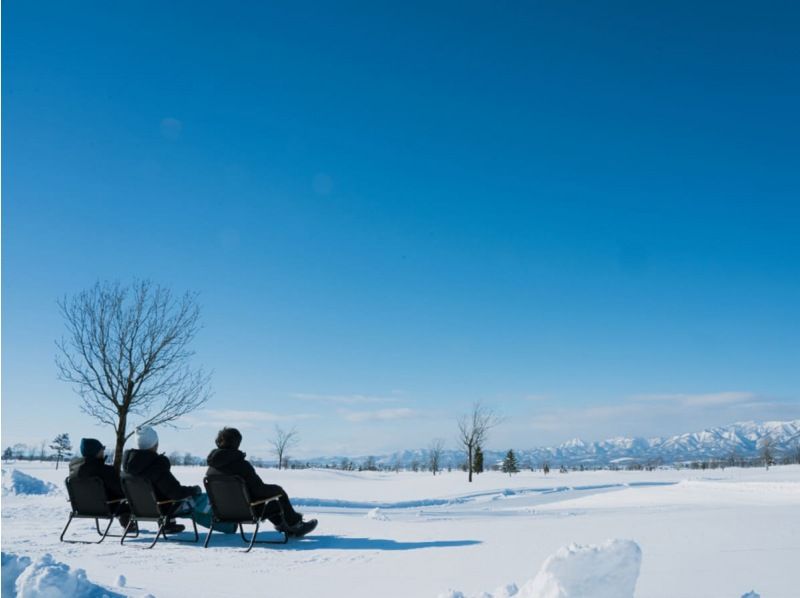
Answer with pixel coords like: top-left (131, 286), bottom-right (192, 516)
top-left (1, 552), bottom-right (122, 598)
top-left (439, 539), bottom-right (641, 598)
top-left (1, 469), bottom-right (58, 496)
top-left (2, 553), bottom-right (32, 596)
top-left (519, 539), bottom-right (641, 598)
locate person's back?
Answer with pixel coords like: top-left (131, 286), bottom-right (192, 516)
top-left (68, 438), bottom-right (123, 500)
top-left (68, 437), bottom-right (132, 529)
top-left (206, 447), bottom-right (272, 500)
top-left (206, 427), bottom-right (316, 537)
top-left (122, 426), bottom-right (198, 502)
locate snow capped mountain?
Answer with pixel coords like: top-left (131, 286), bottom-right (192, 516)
top-left (306, 420), bottom-right (800, 468)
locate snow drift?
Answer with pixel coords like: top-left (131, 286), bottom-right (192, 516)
top-left (439, 539), bottom-right (641, 598)
top-left (519, 539), bottom-right (641, 598)
top-left (1, 552), bottom-right (122, 598)
top-left (1, 469), bottom-right (58, 496)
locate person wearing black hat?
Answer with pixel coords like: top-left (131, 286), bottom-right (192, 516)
top-left (68, 438), bottom-right (135, 531)
top-left (206, 427), bottom-right (317, 537)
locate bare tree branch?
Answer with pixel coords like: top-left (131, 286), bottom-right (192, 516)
top-left (269, 425), bottom-right (299, 470)
top-left (457, 402), bottom-right (502, 482)
top-left (428, 438), bottom-right (445, 476)
top-left (56, 280), bottom-right (211, 473)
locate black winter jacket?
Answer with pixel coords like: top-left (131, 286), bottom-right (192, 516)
top-left (206, 449), bottom-right (277, 501)
top-left (68, 456), bottom-right (124, 500)
top-left (122, 449), bottom-right (196, 501)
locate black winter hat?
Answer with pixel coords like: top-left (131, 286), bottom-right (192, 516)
top-left (80, 438), bottom-right (104, 457)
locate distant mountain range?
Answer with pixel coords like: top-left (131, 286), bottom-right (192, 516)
top-left (306, 420), bottom-right (800, 468)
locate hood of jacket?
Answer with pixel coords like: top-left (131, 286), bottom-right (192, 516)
top-left (206, 448), bottom-right (247, 469)
top-left (123, 448), bottom-right (163, 476)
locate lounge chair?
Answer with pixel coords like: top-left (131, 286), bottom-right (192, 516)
top-left (60, 476), bottom-right (134, 543)
top-left (203, 475), bottom-right (288, 552)
top-left (120, 475), bottom-right (199, 548)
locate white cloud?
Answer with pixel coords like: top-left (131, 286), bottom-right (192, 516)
top-left (292, 393), bottom-right (397, 405)
top-left (182, 409), bottom-right (318, 429)
top-left (341, 408), bottom-right (418, 423)
top-left (523, 391), bottom-right (800, 444)
top-left (631, 391), bottom-right (756, 407)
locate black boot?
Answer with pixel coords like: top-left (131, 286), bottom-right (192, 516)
top-left (162, 519), bottom-right (185, 534)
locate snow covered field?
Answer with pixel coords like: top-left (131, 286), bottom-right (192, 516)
top-left (2, 462), bottom-right (798, 597)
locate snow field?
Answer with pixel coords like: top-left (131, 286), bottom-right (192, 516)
top-left (2, 462), bottom-right (798, 597)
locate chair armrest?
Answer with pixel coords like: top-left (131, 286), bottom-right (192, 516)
top-left (250, 494), bottom-right (282, 506)
top-left (106, 498), bottom-right (127, 504)
top-left (156, 498), bottom-right (185, 505)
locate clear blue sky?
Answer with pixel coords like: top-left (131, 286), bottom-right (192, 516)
top-left (3, 1), bottom-right (799, 458)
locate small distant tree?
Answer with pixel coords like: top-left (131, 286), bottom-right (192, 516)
top-left (543, 462), bottom-right (550, 475)
top-left (473, 445), bottom-right (484, 474)
top-left (502, 450), bottom-right (519, 476)
top-left (269, 425), bottom-right (299, 471)
top-left (761, 436), bottom-right (774, 470)
top-left (457, 402), bottom-right (501, 482)
top-left (363, 456), bottom-right (378, 471)
top-left (2, 447), bottom-right (13, 460)
top-left (428, 438), bottom-right (445, 476)
top-left (49, 433), bottom-right (72, 469)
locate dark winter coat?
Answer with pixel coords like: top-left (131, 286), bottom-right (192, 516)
top-left (68, 456), bottom-right (124, 500)
top-left (206, 449), bottom-right (276, 501)
top-left (122, 449), bottom-right (196, 501)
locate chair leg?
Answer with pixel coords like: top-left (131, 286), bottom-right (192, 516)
top-left (97, 517), bottom-right (115, 542)
top-left (190, 515), bottom-right (199, 542)
top-left (120, 518), bottom-right (137, 545)
top-left (239, 521), bottom-right (288, 549)
top-left (203, 522), bottom-right (215, 548)
top-left (59, 514), bottom-right (74, 543)
top-left (246, 521), bottom-right (259, 552)
top-left (147, 518), bottom-right (167, 549)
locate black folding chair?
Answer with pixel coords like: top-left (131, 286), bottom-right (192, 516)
top-left (61, 476), bottom-right (135, 544)
top-left (121, 475), bottom-right (199, 548)
top-left (203, 475), bottom-right (288, 552)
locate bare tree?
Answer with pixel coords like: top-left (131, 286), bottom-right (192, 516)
top-left (428, 438), bottom-right (445, 476)
top-left (269, 425), bottom-right (299, 470)
top-left (457, 402), bottom-right (502, 482)
top-left (56, 280), bottom-right (211, 473)
top-left (760, 436), bottom-right (774, 470)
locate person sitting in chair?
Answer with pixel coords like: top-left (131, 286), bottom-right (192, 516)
top-left (69, 437), bottom-right (135, 531)
top-left (122, 426), bottom-right (201, 534)
top-left (206, 427), bottom-right (317, 537)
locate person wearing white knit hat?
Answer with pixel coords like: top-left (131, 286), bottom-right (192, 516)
top-left (135, 426), bottom-right (159, 450)
top-left (122, 426), bottom-right (202, 535)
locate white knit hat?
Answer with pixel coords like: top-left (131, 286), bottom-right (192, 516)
top-left (136, 426), bottom-right (159, 450)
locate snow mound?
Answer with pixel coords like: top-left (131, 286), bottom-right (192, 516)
top-left (440, 539), bottom-right (641, 598)
top-left (2, 553), bottom-right (32, 596)
top-left (367, 507), bottom-right (389, 521)
top-left (2, 469), bottom-right (58, 496)
top-left (2, 552), bottom-right (123, 598)
top-left (741, 593), bottom-right (760, 598)
top-left (519, 539), bottom-right (641, 598)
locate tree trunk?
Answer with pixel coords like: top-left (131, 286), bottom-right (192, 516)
top-left (55, 455), bottom-right (60, 470)
top-left (113, 411), bottom-right (128, 475)
top-left (468, 445), bottom-right (473, 483)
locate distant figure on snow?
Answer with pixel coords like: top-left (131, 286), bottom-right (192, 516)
top-left (122, 426), bottom-right (202, 534)
top-left (206, 427), bottom-right (317, 537)
top-left (69, 438), bottom-right (135, 531)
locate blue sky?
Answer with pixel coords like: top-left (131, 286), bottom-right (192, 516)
top-left (3, 1), bottom-right (799, 458)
